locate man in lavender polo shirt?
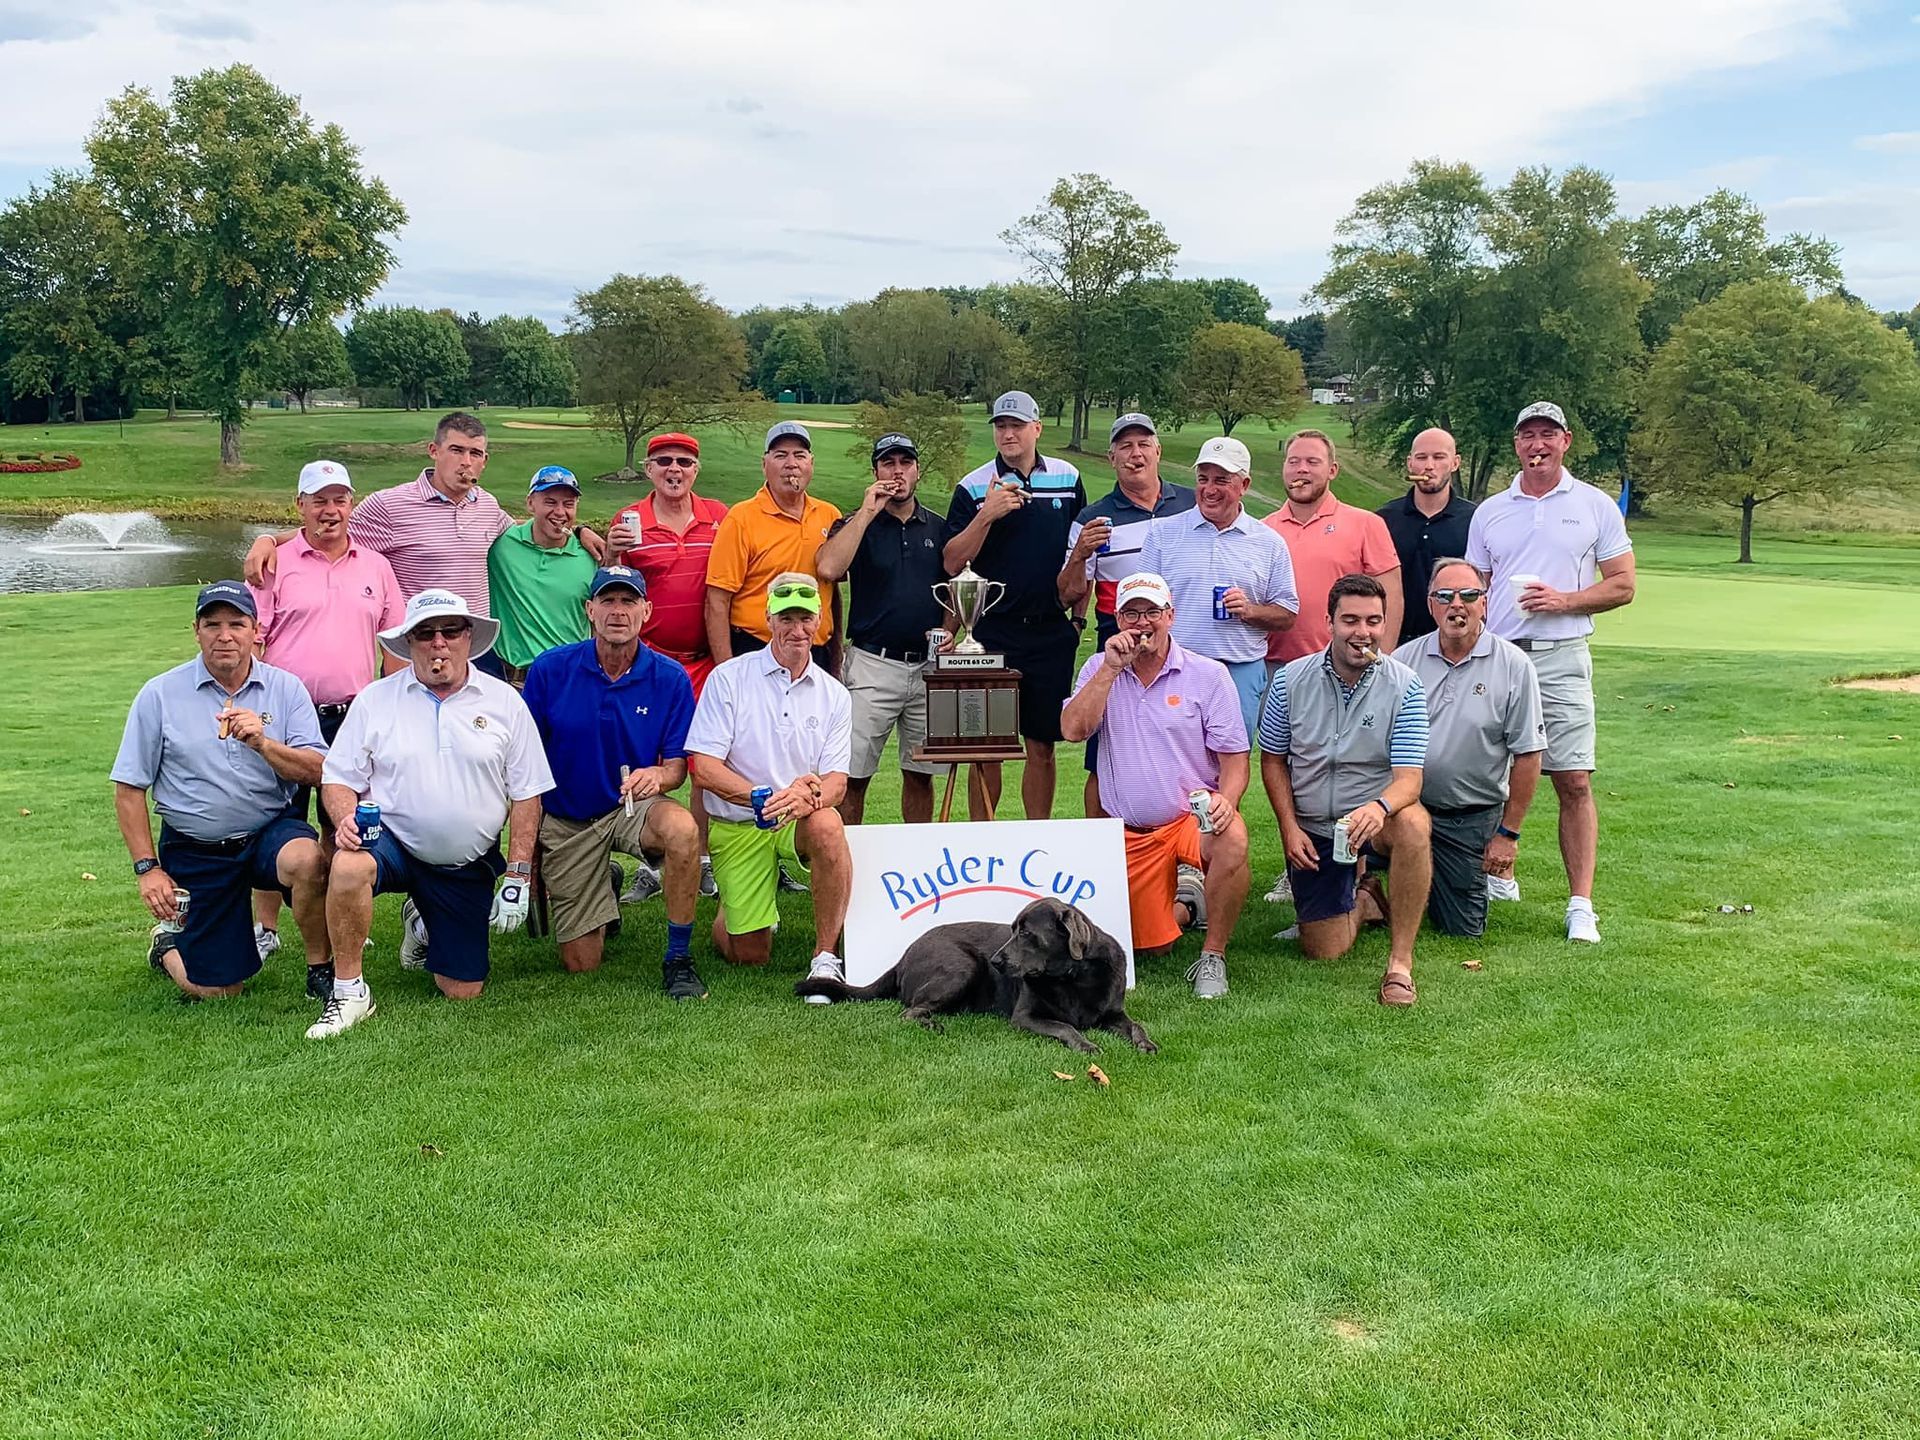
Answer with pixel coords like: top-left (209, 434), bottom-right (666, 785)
top-left (1060, 572), bottom-right (1251, 1001)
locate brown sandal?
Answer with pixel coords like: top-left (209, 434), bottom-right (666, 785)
top-left (1378, 970), bottom-right (1417, 1008)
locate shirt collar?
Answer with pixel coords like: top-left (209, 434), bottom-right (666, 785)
top-left (994, 454), bottom-right (1049, 479)
top-left (192, 655), bottom-right (259, 693)
top-left (756, 485), bottom-right (815, 520)
top-left (756, 646), bottom-right (814, 683)
top-left (1506, 467), bottom-right (1575, 500)
top-left (1188, 506), bottom-right (1255, 534)
top-left (1277, 493), bottom-right (1344, 529)
top-left (402, 667), bottom-right (480, 698)
top-left (287, 530), bottom-right (356, 560)
top-left (1420, 628), bottom-right (1495, 664)
top-left (416, 469), bottom-right (480, 507)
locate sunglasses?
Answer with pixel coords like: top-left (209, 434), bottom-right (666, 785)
top-left (1429, 588), bottom-right (1486, 604)
top-left (769, 582), bottom-right (818, 602)
top-left (410, 622), bottom-right (472, 640)
top-left (650, 455), bottom-right (698, 468)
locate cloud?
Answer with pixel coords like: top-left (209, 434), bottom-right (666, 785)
top-left (0, 6), bottom-right (92, 42)
top-left (157, 11), bottom-right (256, 42)
top-left (1855, 131), bottom-right (1920, 154)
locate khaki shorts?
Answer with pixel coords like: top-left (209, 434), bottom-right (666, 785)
top-left (537, 798), bottom-right (668, 944)
top-left (1527, 638), bottom-right (1597, 772)
top-left (843, 644), bottom-right (947, 778)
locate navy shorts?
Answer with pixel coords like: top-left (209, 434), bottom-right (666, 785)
top-left (981, 621), bottom-right (1076, 745)
top-left (1286, 829), bottom-right (1380, 925)
top-left (290, 706), bottom-right (350, 824)
top-left (365, 831), bottom-right (503, 983)
top-left (158, 813), bottom-right (317, 988)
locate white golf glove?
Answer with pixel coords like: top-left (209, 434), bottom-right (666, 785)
top-left (489, 875), bottom-right (530, 933)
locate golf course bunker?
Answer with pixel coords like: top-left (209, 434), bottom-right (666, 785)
top-left (1837, 674), bottom-right (1920, 693)
top-left (502, 421), bottom-right (590, 430)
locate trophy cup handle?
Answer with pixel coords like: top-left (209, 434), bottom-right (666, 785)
top-left (932, 580), bottom-right (955, 612)
top-left (983, 579), bottom-right (1007, 609)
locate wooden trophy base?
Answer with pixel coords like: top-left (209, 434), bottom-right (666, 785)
top-left (915, 657), bottom-right (1024, 821)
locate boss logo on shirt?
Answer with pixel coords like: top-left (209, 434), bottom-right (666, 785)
top-left (805, 716), bottom-right (820, 730)
top-left (1562, 518), bottom-right (1583, 526)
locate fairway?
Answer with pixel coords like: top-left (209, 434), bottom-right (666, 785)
top-left (1600, 570), bottom-right (1920, 656)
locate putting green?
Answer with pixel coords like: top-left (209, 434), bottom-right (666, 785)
top-left (1598, 571), bottom-right (1920, 657)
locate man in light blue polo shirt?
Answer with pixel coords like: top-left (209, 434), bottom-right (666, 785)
top-left (522, 567), bottom-right (705, 1000)
top-left (111, 583), bottom-right (331, 1002)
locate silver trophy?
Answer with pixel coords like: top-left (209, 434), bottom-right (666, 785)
top-left (931, 563), bottom-right (1005, 655)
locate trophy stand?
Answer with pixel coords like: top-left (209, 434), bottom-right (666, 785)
top-left (916, 564), bottom-right (1027, 821)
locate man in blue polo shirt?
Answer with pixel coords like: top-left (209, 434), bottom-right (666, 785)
top-left (521, 567), bottom-right (705, 999)
top-left (111, 582), bottom-right (332, 1002)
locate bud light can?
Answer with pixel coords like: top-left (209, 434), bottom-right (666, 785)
top-left (161, 888), bottom-right (191, 935)
top-left (1189, 789), bottom-right (1214, 834)
top-left (750, 785), bottom-right (778, 829)
top-left (1212, 585), bottom-right (1232, 621)
top-left (355, 802), bottom-right (382, 845)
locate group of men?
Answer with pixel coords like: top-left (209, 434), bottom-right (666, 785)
top-left (114, 394), bottom-right (1633, 1031)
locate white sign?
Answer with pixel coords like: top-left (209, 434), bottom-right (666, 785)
top-left (843, 818), bottom-right (1135, 988)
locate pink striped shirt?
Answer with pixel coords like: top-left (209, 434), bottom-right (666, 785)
top-left (248, 532), bottom-right (404, 705)
top-left (347, 470), bottom-right (513, 612)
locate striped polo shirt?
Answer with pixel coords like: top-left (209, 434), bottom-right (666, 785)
top-left (347, 470), bottom-right (513, 612)
top-left (945, 455), bottom-right (1086, 624)
top-left (1064, 478), bottom-right (1194, 639)
top-left (613, 492), bottom-right (732, 661)
top-left (1139, 507), bottom-right (1300, 664)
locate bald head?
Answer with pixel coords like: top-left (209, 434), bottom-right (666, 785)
top-left (1408, 428), bottom-right (1461, 495)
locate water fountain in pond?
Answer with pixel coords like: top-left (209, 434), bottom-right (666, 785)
top-left (33, 511), bottom-right (182, 555)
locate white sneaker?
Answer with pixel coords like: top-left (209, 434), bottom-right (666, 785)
top-left (699, 855), bottom-right (718, 898)
top-left (254, 924), bottom-right (281, 961)
top-left (804, 950), bottom-right (843, 1004)
top-left (1566, 903), bottom-right (1601, 944)
top-left (620, 862), bottom-right (663, 904)
top-left (399, 898), bottom-right (429, 970)
top-left (1274, 923), bottom-right (1301, 941)
top-left (1175, 862), bottom-right (1207, 931)
top-left (305, 984), bottom-right (376, 1039)
top-left (1487, 874), bottom-right (1522, 902)
top-left (1263, 871), bottom-right (1293, 904)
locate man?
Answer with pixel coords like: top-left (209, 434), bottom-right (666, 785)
top-left (1258, 575), bottom-right (1432, 1008)
top-left (307, 590), bottom-right (554, 1038)
top-left (1055, 412), bottom-right (1194, 816)
top-left (1377, 428), bottom-right (1477, 643)
top-left (706, 422), bottom-right (843, 672)
top-left (1138, 435), bottom-right (1299, 740)
top-left (486, 465), bottom-right (597, 682)
top-left (685, 573), bottom-right (854, 997)
top-left (942, 390), bottom-right (1087, 821)
top-left (522, 567), bottom-right (705, 999)
top-left (1466, 401), bottom-right (1636, 944)
top-left (111, 583), bottom-right (331, 1002)
top-left (1391, 559), bottom-right (1545, 938)
top-left (1060, 573), bottom-right (1251, 1001)
top-left (245, 459), bottom-right (403, 960)
top-left (814, 432), bottom-right (950, 825)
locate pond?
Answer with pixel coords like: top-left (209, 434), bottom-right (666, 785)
top-left (0, 513), bottom-right (278, 594)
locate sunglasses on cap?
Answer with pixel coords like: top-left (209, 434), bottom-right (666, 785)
top-left (1429, 587), bottom-right (1486, 604)
top-left (410, 622), bottom-right (473, 639)
top-left (769, 581), bottom-right (819, 602)
top-left (650, 454), bottom-right (697, 468)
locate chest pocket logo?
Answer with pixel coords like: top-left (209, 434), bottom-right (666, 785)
top-left (1360, 712), bottom-right (1376, 728)
top-left (474, 716), bottom-right (488, 731)
top-left (1472, 683), bottom-right (1487, 695)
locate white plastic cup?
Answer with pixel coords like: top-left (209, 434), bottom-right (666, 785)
top-left (1509, 572), bottom-right (1541, 600)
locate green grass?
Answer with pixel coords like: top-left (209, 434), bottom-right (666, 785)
top-left (4, 569), bottom-right (1920, 1437)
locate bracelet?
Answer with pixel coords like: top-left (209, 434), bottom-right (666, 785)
top-left (1070, 616), bottom-right (1087, 631)
top-left (506, 861), bottom-right (532, 877)
top-left (1374, 798), bottom-right (1393, 817)
top-left (1496, 824), bottom-right (1521, 841)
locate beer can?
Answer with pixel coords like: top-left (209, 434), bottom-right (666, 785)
top-left (161, 887), bottom-right (191, 935)
top-left (1212, 585), bottom-right (1232, 621)
top-left (750, 785), bottom-right (778, 829)
top-left (1189, 789), bottom-right (1214, 834)
top-left (925, 628), bottom-right (950, 658)
top-left (355, 802), bottom-right (382, 845)
top-left (1332, 818), bottom-right (1356, 866)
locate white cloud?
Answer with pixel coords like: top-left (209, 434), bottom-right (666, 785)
top-left (1855, 131), bottom-right (1920, 153)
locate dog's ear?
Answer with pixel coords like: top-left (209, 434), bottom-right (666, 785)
top-left (1062, 904), bottom-right (1099, 964)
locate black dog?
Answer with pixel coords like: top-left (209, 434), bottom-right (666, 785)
top-left (794, 897), bottom-right (1155, 1054)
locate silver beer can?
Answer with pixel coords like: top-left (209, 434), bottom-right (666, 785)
top-left (1189, 789), bottom-right (1214, 834)
top-left (924, 628), bottom-right (950, 658)
top-left (1332, 819), bottom-right (1356, 866)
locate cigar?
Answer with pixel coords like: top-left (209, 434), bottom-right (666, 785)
top-left (217, 711), bottom-right (232, 739)
top-left (1361, 646), bottom-right (1385, 665)
top-left (1526, 456), bottom-right (1548, 469)
top-left (620, 765), bottom-right (634, 818)
top-left (430, 658), bottom-right (448, 675)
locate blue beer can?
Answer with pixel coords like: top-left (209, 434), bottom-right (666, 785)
top-left (1212, 585), bottom-right (1232, 620)
top-left (355, 802), bottom-right (382, 844)
top-left (749, 786), bottom-right (778, 829)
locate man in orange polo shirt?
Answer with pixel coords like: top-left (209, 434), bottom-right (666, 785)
top-left (705, 422), bottom-right (843, 675)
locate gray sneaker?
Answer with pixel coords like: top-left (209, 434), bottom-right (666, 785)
top-left (778, 862), bottom-right (810, 894)
top-left (620, 862), bottom-right (663, 905)
top-left (699, 855), bottom-right (718, 899)
top-left (254, 924), bottom-right (281, 961)
top-left (399, 898), bottom-right (429, 970)
top-left (1186, 950), bottom-right (1229, 1000)
top-left (1263, 871), bottom-right (1293, 904)
top-left (1175, 862), bottom-right (1207, 931)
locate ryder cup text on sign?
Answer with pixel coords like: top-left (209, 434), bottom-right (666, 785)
top-left (880, 845), bottom-right (1099, 917)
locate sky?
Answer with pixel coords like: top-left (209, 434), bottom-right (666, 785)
top-left (1, 0), bottom-right (1917, 323)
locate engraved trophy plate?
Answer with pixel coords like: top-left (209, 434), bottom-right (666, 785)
top-left (957, 688), bottom-right (989, 738)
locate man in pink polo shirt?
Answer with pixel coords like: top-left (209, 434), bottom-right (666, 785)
top-left (1060, 572), bottom-right (1251, 1002)
top-left (245, 459), bottom-right (403, 956)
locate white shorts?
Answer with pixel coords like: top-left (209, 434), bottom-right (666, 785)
top-left (1527, 638), bottom-right (1596, 772)
top-left (843, 644), bottom-right (946, 778)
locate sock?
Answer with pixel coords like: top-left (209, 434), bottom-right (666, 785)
top-left (258, 925), bottom-right (277, 935)
top-left (332, 975), bottom-right (369, 999)
top-left (666, 921), bottom-right (692, 959)
top-left (1568, 895), bottom-right (1594, 912)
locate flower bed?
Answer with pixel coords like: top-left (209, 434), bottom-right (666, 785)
top-left (0, 453), bottom-right (82, 474)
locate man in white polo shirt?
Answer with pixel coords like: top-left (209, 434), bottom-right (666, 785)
top-left (1466, 401), bottom-right (1636, 944)
top-left (306, 590), bottom-right (554, 1038)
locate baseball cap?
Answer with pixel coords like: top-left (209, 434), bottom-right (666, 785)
top-left (589, 565), bottom-right (646, 598)
top-left (647, 432), bottom-right (700, 456)
top-left (194, 581), bottom-right (257, 619)
top-left (871, 432), bottom-right (918, 465)
top-left (528, 465), bottom-right (581, 494)
top-left (1114, 572), bottom-right (1174, 611)
top-left (1514, 401), bottom-right (1568, 430)
top-left (377, 588), bottom-right (499, 661)
top-left (765, 421), bottom-right (812, 451)
top-left (766, 570), bottom-right (822, 616)
top-left (990, 391), bottom-right (1040, 424)
top-left (297, 460), bottom-right (352, 496)
top-left (1192, 436), bottom-right (1253, 475)
top-left (1109, 412), bottom-right (1157, 442)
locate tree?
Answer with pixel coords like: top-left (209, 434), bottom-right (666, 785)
top-left (265, 318), bottom-right (353, 411)
top-left (841, 288), bottom-right (1021, 401)
top-left (1279, 311), bottom-right (1330, 379)
top-left (489, 315), bottom-right (575, 406)
top-left (1883, 304), bottom-right (1920, 361)
top-left (87, 64), bottom-right (404, 464)
top-left (455, 312), bottom-right (502, 404)
top-left (1637, 280), bottom-right (1920, 562)
top-left (0, 174), bottom-right (130, 422)
top-left (569, 273), bottom-right (751, 472)
top-left (1001, 173), bottom-right (1177, 449)
top-left (1089, 278), bottom-right (1213, 422)
top-left (848, 392), bottom-right (969, 491)
top-left (1196, 278), bottom-right (1271, 328)
top-left (345, 307), bottom-right (469, 409)
top-left (762, 318), bottom-right (831, 402)
top-left (1181, 322), bottom-right (1306, 434)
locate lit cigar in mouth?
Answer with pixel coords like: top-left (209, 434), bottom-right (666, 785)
top-left (1360, 646), bottom-right (1385, 665)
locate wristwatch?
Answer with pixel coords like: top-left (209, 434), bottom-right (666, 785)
top-left (1496, 824), bottom-right (1522, 840)
top-left (133, 858), bottom-right (160, 876)
top-left (1374, 797), bottom-right (1393, 817)
top-left (506, 861), bottom-right (532, 878)
top-left (1070, 616), bottom-right (1087, 631)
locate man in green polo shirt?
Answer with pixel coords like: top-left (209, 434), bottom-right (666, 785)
top-left (486, 466), bottom-right (597, 683)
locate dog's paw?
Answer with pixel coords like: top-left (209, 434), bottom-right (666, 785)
top-left (1134, 1038), bottom-right (1159, 1055)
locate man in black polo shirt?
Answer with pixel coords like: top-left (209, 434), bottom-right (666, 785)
top-left (815, 432), bottom-right (950, 824)
top-left (1377, 426), bottom-right (1477, 642)
top-left (943, 390), bottom-right (1088, 821)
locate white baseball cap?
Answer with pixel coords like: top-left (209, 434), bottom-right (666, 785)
top-left (377, 588), bottom-right (500, 661)
top-left (1114, 572), bottom-right (1174, 611)
top-left (1192, 437), bottom-right (1251, 475)
top-left (297, 460), bottom-right (353, 495)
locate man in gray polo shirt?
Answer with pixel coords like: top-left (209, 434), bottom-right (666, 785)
top-left (1392, 558), bottom-right (1545, 938)
top-left (1466, 401), bottom-right (1635, 944)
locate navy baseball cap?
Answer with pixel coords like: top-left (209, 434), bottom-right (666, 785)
top-left (1110, 412), bottom-right (1156, 442)
top-left (765, 421), bottom-right (812, 451)
top-left (528, 465), bottom-right (581, 494)
top-left (589, 566), bottom-right (647, 598)
top-left (195, 581), bottom-right (257, 619)
top-left (990, 391), bottom-right (1040, 424)
top-left (871, 432), bottom-right (917, 465)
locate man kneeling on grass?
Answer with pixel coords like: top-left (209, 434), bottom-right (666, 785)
top-left (684, 572), bottom-right (854, 998)
top-left (111, 583), bottom-right (332, 1002)
top-left (1059, 572), bottom-right (1251, 1001)
top-left (522, 567), bottom-right (706, 1000)
top-left (307, 590), bottom-right (554, 1039)
top-left (1259, 574), bottom-right (1433, 1007)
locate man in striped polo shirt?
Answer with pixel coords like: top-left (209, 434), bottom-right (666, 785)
top-left (1259, 574), bottom-right (1433, 1007)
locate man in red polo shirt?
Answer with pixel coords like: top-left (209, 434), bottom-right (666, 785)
top-left (606, 431), bottom-right (731, 901)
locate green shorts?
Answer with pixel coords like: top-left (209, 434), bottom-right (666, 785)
top-left (706, 818), bottom-right (808, 935)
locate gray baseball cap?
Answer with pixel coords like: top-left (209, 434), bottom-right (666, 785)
top-left (765, 421), bottom-right (812, 451)
top-left (990, 391), bottom-right (1040, 424)
top-left (1109, 412), bottom-right (1157, 442)
top-left (1514, 401), bottom-right (1568, 430)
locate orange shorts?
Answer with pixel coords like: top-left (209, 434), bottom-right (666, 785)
top-left (1124, 812), bottom-right (1205, 950)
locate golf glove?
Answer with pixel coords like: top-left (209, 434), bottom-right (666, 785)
top-left (490, 876), bottom-right (530, 933)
